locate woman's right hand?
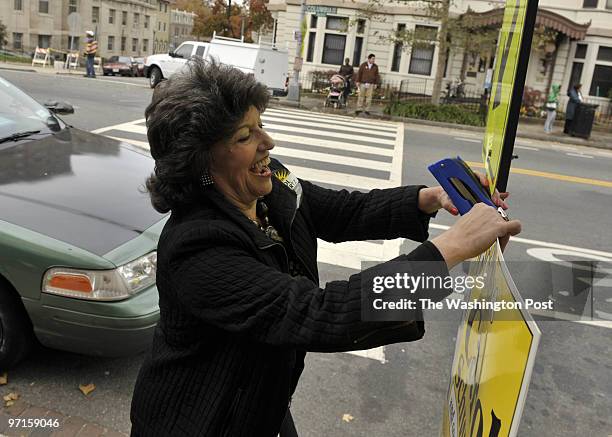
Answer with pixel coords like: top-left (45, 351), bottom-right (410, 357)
top-left (431, 203), bottom-right (522, 269)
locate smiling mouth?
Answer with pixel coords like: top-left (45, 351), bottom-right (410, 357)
top-left (249, 156), bottom-right (272, 177)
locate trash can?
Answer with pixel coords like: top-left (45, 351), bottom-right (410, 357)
top-left (571, 103), bottom-right (598, 139)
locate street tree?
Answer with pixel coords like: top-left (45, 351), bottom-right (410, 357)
top-left (358, 0), bottom-right (499, 104)
top-left (0, 20), bottom-right (8, 50)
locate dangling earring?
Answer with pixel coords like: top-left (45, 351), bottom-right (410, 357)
top-left (200, 173), bottom-right (214, 187)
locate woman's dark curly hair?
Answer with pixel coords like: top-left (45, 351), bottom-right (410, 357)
top-left (145, 58), bottom-right (270, 213)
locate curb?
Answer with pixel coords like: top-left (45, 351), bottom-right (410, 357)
top-left (0, 66), bottom-right (36, 73)
top-left (271, 99), bottom-right (612, 151)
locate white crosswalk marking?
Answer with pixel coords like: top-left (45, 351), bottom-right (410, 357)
top-left (93, 108), bottom-right (409, 363)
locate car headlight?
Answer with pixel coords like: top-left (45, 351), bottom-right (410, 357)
top-left (42, 252), bottom-right (157, 301)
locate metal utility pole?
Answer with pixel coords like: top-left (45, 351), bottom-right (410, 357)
top-left (286, 0), bottom-right (306, 102)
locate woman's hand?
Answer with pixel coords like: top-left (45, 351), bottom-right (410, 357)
top-left (430, 203), bottom-right (522, 269)
top-left (418, 172), bottom-right (510, 216)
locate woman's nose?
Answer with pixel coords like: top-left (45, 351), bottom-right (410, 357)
top-left (258, 132), bottom-right (275, 151)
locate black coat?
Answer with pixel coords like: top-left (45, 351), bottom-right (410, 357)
top-left (130, 159), bottom-right (448, 437)
top-left (566, 88), bottom-right (582, 120)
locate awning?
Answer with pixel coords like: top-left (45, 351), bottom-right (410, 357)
top-left (462, 8), bottom-right (590, 40)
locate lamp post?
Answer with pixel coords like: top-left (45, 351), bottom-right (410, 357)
top-left (286, 0), bottom-right (306, 102)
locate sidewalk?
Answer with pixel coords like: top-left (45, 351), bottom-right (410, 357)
top-left (0, 60), bottom-right (91, 77)
top-left (271, 94), bottom-right (612, 151)
top-left (0, 399), bottom-right (126, 437)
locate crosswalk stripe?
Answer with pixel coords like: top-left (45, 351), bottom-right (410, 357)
top-left (269, 132), bottom-right (394, 156)
top-left (272, 146), bottom-right (390, 172)
top-left (91, 119), bottom-right (146, 134)
top-left (262, 114), bottom-right (397, 138)
top-left (263, 110), bottom-right (399, 133)
top-left (285, 164), bottom-right (392, 190)
top-left (266, 107), bottom-right (399, 129)
top-left (110, 124), bottom-right (148, 135)
top-left (264, 123), bottom-right (395, 146)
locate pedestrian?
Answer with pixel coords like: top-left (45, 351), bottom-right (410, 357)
top-left (130, 58), bottom-right (520, 437)
top-left (84, 31), bottom-right (98, 78)
top-left (564, 83), bottom-right (583, 134)
top-left (338, 58), bottom-right (354, 106)
top-left (544, 84), bottom-right (560, 134)
top-left (355, 53), bottom-right (380, 115)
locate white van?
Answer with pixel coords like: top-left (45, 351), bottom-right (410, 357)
top-left (144, 35), bottom-right (289, 95)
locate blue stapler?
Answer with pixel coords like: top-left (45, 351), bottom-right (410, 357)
top-left (428, 157), bottom-right (506, 217)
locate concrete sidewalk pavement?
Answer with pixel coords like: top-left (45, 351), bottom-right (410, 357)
top-left (271, 94), bottom-right (612, 151)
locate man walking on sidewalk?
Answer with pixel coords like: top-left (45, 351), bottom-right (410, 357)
top-left (84, 31), bottom-right (98, 78)
top-left (355, 54), bottom-right (380, 115)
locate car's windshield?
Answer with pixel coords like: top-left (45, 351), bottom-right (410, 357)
top-left (0, 76), bottom-right (64, 138)
top-left (108, 56), bottom-right (119, 62)
top-left (118, 57), bottom-right (132, 63)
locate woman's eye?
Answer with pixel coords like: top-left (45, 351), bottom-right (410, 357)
top-left (238, 135), bottom-right (250, 142)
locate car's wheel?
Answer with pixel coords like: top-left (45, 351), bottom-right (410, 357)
top-left (0, 280), bottom-right (34, 369)
top-left (149, 66), bottom-right (162, 88)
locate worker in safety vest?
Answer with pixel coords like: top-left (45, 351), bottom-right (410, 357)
top-left (84, 30), bottom-right (98, 78)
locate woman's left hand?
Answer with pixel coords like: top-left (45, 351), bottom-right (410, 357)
top-left (418, 172), bottom-right (510, 216)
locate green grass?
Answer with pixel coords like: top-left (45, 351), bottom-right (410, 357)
top-left (0, 53), bottom-right (32, 64)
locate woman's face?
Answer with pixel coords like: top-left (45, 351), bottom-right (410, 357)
top-left (210, 106), bottom-right (275, 209)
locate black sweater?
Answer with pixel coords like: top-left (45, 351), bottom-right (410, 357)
top-left (130, 159), bottom-right (448, 437)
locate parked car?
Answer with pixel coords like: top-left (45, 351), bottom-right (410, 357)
top-left (0, 75), bottom-right (165, 368)
top-left (134, 57), bottom-right (146, 77)
top-left (144, 34), bottom-right (288, 95)
top-left (102, 56), bottom-right (138, 77)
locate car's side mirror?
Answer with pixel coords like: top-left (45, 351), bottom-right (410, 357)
top-left (44, 101), bottom-right (75, 115)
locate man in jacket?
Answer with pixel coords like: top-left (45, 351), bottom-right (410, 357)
top-left (355, 53), bottom-right (380, 115)
top-left (84, 30), bottom-right (98, 78)
top-left (564, 83), bottom-right (583, 134)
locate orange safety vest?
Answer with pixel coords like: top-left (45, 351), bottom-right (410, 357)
top-left (85, 39), bottom-right (98, 55)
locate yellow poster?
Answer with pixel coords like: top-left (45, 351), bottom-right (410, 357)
top-left (482, 0), bottom-right (531, 194)
top-left (441, 242), bottom-right (541, 437)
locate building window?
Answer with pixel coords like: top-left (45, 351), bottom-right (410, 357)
top-left (92, 6), bottom-right (99, 23)
top-left (134, 13), bottom-right (140, 27)
top-left (68, 0), bottom-right (77, 14)
top-left (145, 15), bottom-right (150, 29)
top-left (597, 46), bottom-right (612, 62)
top-left (391, 24), bottom-right (406, 72)
top-left (67, 36), bottom-right (79, 50)
top-left (39, 0), bottom-right (49, 13)
top-left (132, 38), bottom-right (138, 52)
top-left (575, 44), bottom-right (587, 59)
top-left (14, 0), bottom-right (23, 11)
top-left (310, 15), bottom-right (317, 29)
top-left (107, 35), bottom-right (114, 50)
top-left (109, 9), bottom-right (115, 24)
top-left (326, 16), bottom-right (348, 32)
top-left (589, 65), bottom-right (612, 97)
top-left (356, 19), bottom-right (366, 34)
top-left (163, 22), bottom-right (166, 32)
top-left (408, 25), bottom-right (437, 76)
top-left (122, 11), bottom-right (128, 26)
top-left (582, 0), bottom-right (598, 7)
top-left (353, 36), bottom-right (363, 67)
top-left (306, 32), bottom-right (316, 62)
top-left (121, 36), bottom-right (126, 52)
top-left (568, 62), bottom-right (583, 91)
top-left (13, 33), bottom-right (23, 50)
top-left (143, 39), bottom-right (148, 52)
top-left (607, 0), bottom-right (612, 9)
top-left (322, 34), bottom-right (346, 65)
top-left (38, 34), bottom-right (51, 48)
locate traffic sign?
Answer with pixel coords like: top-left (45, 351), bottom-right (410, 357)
top-left (482, 0), bottom-right (539, 193)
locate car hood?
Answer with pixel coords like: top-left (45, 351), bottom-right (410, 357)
top-left (104, 63), bottom-right (130, 68)
top-left (0, 128), bottom-right (165, 256)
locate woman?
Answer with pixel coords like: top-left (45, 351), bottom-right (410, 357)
top-left (338, 58), bottom-right (354, 104)
top-left (130, 59), bottom-right (520, 437)
top-left (544, 84), bottom-right (560, 134)
top-left (564, 83), bottom-right (583, 134)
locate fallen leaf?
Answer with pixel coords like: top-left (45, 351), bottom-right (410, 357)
top-left (5, 400), bottom-right (14, 407)
top-left (0, 373), bottom-right (7, 385)
top-left (79, 383), bottom-right (96, 396)
top-left (342, 413), bottom-right (354, 423)
top-left (3, 393), bottom-right (18, 402)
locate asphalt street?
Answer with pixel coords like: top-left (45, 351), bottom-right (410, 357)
top-left (1, 70), bottom-right (611, 437)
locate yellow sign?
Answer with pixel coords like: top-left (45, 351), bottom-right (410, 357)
top-left (441, 242), bottom-right (541, 437)
top-left (482, 0), bottom-right (532, 194)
